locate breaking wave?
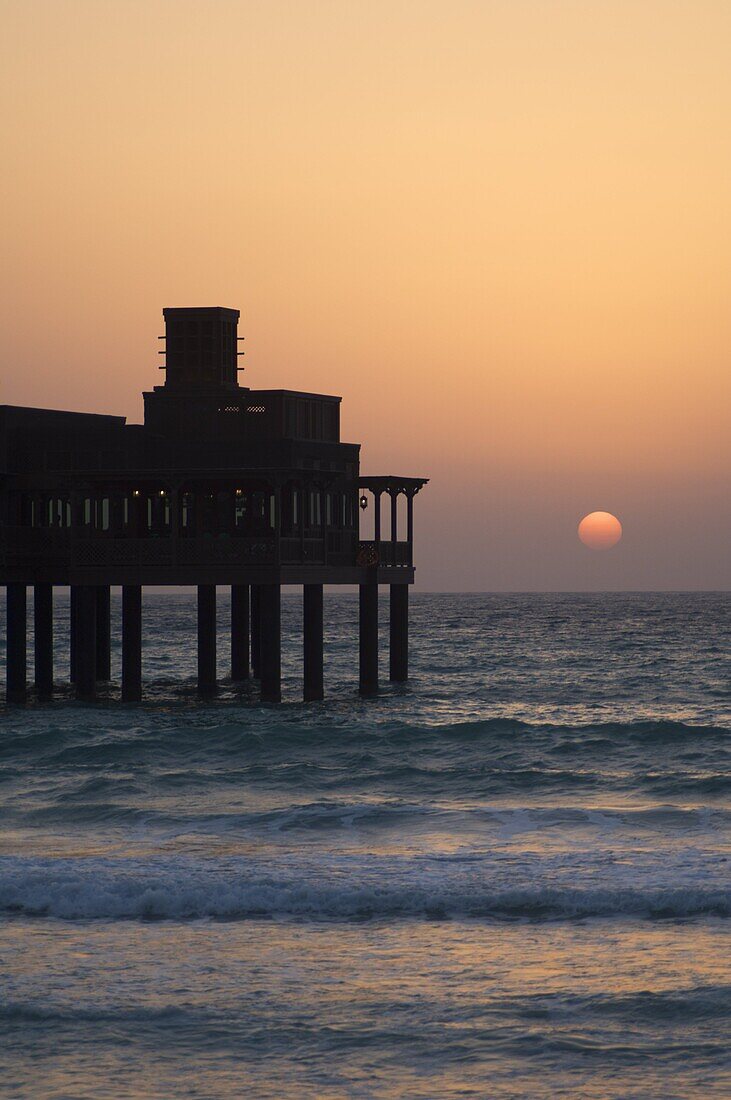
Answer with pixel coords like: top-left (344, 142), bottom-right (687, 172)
top-left (2, 856), bottom-right (729, 922)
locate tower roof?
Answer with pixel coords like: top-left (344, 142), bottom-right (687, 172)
top-left (161, 306), bottom-right (241, 391)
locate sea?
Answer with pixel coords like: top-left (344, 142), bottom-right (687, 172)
top-left (0, 591), bottom-right (729, 1099)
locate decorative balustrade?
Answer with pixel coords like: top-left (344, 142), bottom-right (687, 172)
top-left (1, 526), bottom-right (413, 572)
top-left (357, 540), bottom-right (411, 567)
top-left (326, 529), bottom-right (357, 566)
top-left (279, 537), bottom-right (324, 563)
top-left (70, 536), bottom-right (275, 567)
top-left (0, 526), bottom-right (71, 566)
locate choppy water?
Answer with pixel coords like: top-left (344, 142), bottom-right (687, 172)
top-left (1, 591), bottom-right (729, 1098)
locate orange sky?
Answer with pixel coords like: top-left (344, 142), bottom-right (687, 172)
top-left (2, 0), bottom-right (730, 589)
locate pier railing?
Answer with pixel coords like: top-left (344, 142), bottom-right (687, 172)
top-left (70, 537), bottom-right (276, 567)
top-left (0, 526), bottom-right (71, 568)
top-left (1, 527), bottom-right (413, 573)
top-left (0, 527), bottom-right (395, 571)
top-left (357, 540), bottom-right (412, 567)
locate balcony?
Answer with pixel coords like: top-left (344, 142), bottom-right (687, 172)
top-left (357, 540), bottom-right (411, 567)
top-left (0, 527), bottom-right (367, 571)
top-left (1, 528), bottom-right (413, 578)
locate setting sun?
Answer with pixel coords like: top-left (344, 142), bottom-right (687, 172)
top-left (578, 511), bottom-right (623, 550)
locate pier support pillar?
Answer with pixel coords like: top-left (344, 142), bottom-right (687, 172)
top-left (251, 584), bottom-right (261, 679)
top-left (121, 585), bottom-right (142, 702)
top-left (389, 584), bottom-right (409, 682)
top-left (75, 585), bottom-right (97, 701)
top-left (34, 583), bottom-right (53, 700)
top-left (259, 583), bottom-right (281, 703)
top-left (359, 579), bottom-right (379, 695)
top-left (197, 585), bottom-right (217, 697)
top-left (231, 584), bottom-right (250, 681)
top-left (95, 584), bottom-right (111, 681)
top-left (6, 583), bottom-right (27, 704)
top-left (303, 583), bottom-right (324, 701)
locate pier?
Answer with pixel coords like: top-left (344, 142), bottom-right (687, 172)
top-left (1, 307), bottom-right (427, 702)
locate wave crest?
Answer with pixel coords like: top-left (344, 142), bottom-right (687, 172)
top-left (1, 858), bottom-right (728, 923)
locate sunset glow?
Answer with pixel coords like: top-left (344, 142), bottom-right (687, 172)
top-left (2, 6), bottom-right (730, 1100)
top-left (1, 0), bottom-right (730, 588)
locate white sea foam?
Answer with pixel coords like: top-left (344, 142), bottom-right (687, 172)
top-left (1, 854), bottom-right (728, 922)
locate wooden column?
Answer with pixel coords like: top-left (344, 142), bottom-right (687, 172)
top-left (6, 583), bottom-right (27, 704)
top-left (273, 485), bottom-right (282, 564)
top-left (251, 583), bottom-right (261, 678)
top-left (110, 495), bottom-right (124, 537)
top-left (390, 583), bottom-right (409, 682)
top-left (121, 585), bottom-right (142, 702)
top-left (231, 584), bottom-right (250, 681)
top-left (359, 579), bottom-right (379, 695)
top-left (169, 488), bottom-right (181, 542)
top-left (151, 492), bottom-right (165, 535)
top-left (298, 481), bottom-right (306, 561)
top-left (95, 584), bottom-right (111, 681)
top-left (75, 585), bottom-right (97, 700)
top-left (130, 491), bottom-right (145, 537)
top-left (303, 583), bottom-right (324, 701)
top-left (34, 583), bottom-right (53, 700)
top-left (197, 584), bottom-right (217, 696)
top-left (407, 493), bottom-right (414, 566)
top-left (259, 583), bottom-right (281, 703)
top-left (374, 491), bottom-right (382, 550)
top-left (215, 490), bottom-right (231, 535)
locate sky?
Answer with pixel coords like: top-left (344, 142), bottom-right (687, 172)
top-left (2, 0), bottom-right (730, 590)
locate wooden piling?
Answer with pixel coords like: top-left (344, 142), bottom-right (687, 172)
top-left (251, 584), bottom-right (261, 679)
top-left (303, 583), bottom-right (324, 701)
top-left (34, 583), bottom-right (53, 700)
top-left (259, 583), bottom-right (281, 702)
top-left (197, 584), bottom-right (217, 696)
top-left (75, 585), bottom-right (97, 700)
top-left (359, 580), bottom-right (378, 694)
top-left (389, 583), bottom-right (408, 682)
top-left (231, 584), bottom-right (250, 681)
top-left (121, 585), bottom-right (142, 702)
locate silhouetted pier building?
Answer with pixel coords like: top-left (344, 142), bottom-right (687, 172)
top-left (1, 307), bottom-right (427, 703)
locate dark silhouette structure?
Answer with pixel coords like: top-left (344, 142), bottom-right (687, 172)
top-left (1, 307), bottom-right (427, 703)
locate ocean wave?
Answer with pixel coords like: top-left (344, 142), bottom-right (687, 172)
top-left (3, 986), bottom-right (728, 1033)
top-left (641, 773), bottom-right (731, 796)
top-left (1, 716), bottom-right (728, 811)
top-left (3, 799), bottom-right (729, 837)
top-left (1, 858), bottom-right (728, 922)
top-left (489, 985), bottom-right (731, 1025)
top-left (0, 1002), bottom-right (187, 1024)
top-left (2, 715), bottom-right (729, 759)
